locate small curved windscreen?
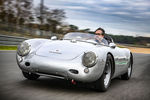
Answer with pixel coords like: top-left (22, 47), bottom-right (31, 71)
top-left (63, 32), bottom-right (109, 45)
top-left (63, 32), bottom-right (95, 40)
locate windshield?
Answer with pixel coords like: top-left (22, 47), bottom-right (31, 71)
top-left (63, 32), bottom-right (95, 40)
top-left (63, 32), bottom-right (108, 45)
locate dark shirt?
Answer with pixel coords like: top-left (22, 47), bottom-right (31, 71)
top-left (104, 35), bottom-right (113, 44)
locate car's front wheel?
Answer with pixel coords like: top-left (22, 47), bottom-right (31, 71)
top-left (22, 71), bottom-right (40, 80)
top-left (94, 54), bottom-right (113, 92)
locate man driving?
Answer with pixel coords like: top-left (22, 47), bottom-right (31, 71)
top-left (94, 27), bottom-right (108, 45)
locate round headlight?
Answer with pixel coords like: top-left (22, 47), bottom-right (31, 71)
top-left (82, 51), bottom-right (97, 67)
top-left (17, 42), bottom-right (30, 56)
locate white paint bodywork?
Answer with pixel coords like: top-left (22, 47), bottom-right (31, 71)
top-left (16, 34), bottom-right (131, 83)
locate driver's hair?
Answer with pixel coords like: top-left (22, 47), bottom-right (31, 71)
top-left (94, 27), bottom-right (105, 35)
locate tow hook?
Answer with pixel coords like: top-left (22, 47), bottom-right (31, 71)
top-left (71, 79), bottom-right (76, 85)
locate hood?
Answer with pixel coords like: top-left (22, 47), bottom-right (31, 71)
top-left (35, 40), bottom-right (97, 60)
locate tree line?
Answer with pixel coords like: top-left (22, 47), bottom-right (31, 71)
top-left (109, 34), bottom-right (150, 46)
top-left (0, 0), bottom-right (89, 34)
top-left (0, 0), bottom-right (149, 45)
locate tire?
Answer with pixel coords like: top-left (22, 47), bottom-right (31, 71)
top-left (121, 57), bottom-right (133, 80)
top-left (22, 71), bottom-right (40, 80)
top-left (94, 54), bottom-right (113, 92)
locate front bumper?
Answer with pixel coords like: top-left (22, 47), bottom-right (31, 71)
top-left (16, 53), bottom-right (105, 82)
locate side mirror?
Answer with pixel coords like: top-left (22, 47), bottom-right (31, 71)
top-left (109, 43), bottom-right (116, 48)
top-left (51, 36), bottom-right (57, 40)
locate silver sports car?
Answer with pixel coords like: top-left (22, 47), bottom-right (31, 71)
top-left (16, 32), bottom-right (133, 92)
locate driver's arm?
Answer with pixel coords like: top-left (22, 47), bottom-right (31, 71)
top-left (95, 35), bottom-right (102, 43)
top-left (101, 38), bottom-right (108, 45)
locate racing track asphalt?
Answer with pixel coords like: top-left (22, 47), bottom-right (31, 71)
top-left (0, 51), bottom-right (150, 100)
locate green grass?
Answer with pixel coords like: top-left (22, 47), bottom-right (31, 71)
top-left (117, 46), bottom-right (126, 48)
top-left (0, 45), bottom-right (17, 50)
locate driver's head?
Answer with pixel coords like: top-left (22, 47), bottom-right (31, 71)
top-left (95, 27), bottom-right (105, 38)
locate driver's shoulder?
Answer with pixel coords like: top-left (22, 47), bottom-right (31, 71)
top-left (104, 35), bottom-right (113, 43)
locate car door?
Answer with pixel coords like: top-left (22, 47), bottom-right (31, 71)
top-left (110, 46), bottom-right (128, 77)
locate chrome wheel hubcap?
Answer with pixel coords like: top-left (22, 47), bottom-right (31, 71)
top-left (128, 64), bottom-right (131, 77)
top-left (104, 61), bottom-right (111, 88)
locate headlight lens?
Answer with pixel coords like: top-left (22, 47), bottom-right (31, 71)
top-left (17, 42), bottom-right (30, 56)
top-left (82, 51), bottom-right (97, 67)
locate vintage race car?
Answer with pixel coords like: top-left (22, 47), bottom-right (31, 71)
top-left (16, 32), bottom-right (133, 92)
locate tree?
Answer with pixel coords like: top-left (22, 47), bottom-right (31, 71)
top-left (34, 4), bottom-right (66, 33)
top-left (47, 9), bottom-right (66, 33)
top-left (79, 28), bottom-right (90, 33)
top-left (68, 24), bottom-right (78, 31)
top-left (34, 4), bottom-right (49, 25)
top-left (0, 0), bottom-right (33, 25)
top-left (0, 0), bottom-right (8, 22)
top-left (14, 0), bottom-right (33, 25)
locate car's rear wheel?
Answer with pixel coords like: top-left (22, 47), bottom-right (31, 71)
top-left (22, 71), bottom-right (40, 80)
top-left (94, 54), bottom-right (113, 92)
top-left (121, 58), bottom-right (132, 80)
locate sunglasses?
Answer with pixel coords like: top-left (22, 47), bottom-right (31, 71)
top-left (96, 33), bottom-right (103, 35)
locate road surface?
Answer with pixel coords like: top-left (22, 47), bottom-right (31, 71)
top-left (0, 51), bottom-right (150, 100)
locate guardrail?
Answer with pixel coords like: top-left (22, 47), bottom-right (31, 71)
top-left (0, 35), bottom-right (29, 45)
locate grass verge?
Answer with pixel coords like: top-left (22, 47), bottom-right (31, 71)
top-left (0, 45), bottom-right (17, 50)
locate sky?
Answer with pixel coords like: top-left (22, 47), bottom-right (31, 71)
top-left (34, 0), bottom-right (150, 37)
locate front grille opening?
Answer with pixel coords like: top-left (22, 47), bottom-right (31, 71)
top-left (37, 71), bottom-right (65, 78)
top-left (69, 69), bottom-right (79, 74)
